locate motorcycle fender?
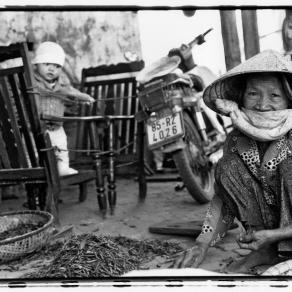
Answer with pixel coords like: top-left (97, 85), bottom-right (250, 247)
top-left (161, 138), bottom-right (186, 153)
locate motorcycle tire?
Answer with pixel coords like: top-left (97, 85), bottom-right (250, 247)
top-left (172, 112), bottom-right (214, 204)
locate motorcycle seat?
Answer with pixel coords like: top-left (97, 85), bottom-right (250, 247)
top-left (137, 55), bottom-right (181, 84)
top-left (141, 73), bottom-right (193, 91)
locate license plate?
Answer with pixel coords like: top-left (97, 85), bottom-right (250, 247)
top-left (146, 112), bottom-right (184, 149)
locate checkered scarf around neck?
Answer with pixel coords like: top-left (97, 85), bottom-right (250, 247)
top-left (215, 99), bottom-right (292, 142)
top-left (202, 50), bottom-right (292, 206)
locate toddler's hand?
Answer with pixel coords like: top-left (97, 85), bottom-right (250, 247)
top-left (80, 94), bottom-right (95, 104)
top-left (86, 96), bottom-right (95, 103)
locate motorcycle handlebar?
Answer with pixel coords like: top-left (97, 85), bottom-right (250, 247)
top-left (187, 28), bottom-right (213, 49)
top-left (167, 28), bottom-right (213, 72)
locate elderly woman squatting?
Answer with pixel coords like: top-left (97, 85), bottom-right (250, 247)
top-left (170, 50), bottom-right (292, 274)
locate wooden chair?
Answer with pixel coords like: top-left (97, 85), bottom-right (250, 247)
top-left (75, 61), bottom-right (147, 211)
top-left (0, 42), bottom-right (104, 223)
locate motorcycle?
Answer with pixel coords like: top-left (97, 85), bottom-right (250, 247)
top-left (136, 29), bottom-right (228, 204)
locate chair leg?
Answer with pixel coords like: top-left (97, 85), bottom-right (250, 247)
top-left (89, 121), bottom-right (107, 218)
top-left (92, 152), bottom-right (107, 218)
top-left (107, 121), bottom-right (116, 215)
top-left (45, 185), bottom-right (61, 226)
top-left (38, 184), bottom-right (47, 210)
top-left (25, 184), bottom-right (38, 210)
top-left (137, 121), bottom-right (147, 202)
top-left (79, 182), bottom-right (88, 202)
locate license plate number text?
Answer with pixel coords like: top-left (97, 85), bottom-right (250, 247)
top-left (147, 113), bottom-right (184, 148)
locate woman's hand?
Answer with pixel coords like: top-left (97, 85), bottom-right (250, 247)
top-left (237, 229), bottom-right (274, 251)
top-left (215, 99), bottom-right (238, 115)
top-left (167, 242), bottom-right (209, 269)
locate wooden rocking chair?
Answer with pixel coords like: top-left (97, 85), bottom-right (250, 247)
top-left (0, 42), bottom-right (106, 223)
top-left (74, 61), bottom-right (148, 212)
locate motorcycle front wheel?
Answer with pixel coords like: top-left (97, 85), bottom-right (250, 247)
top-left (172, 112), bottom-right (214, 204)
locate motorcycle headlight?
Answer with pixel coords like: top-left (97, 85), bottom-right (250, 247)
top-left (172, 105), bottom-right (182, 114)
top-left (149, 112), bottom-right (157, 123)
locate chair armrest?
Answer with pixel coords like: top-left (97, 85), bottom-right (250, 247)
top-left (41, 114), bottom-right (107, 122)
top-left (41, 114), bottom-right (135, 122)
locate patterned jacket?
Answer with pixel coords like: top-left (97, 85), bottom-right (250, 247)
top-left (33, 71), bottom-right (92, 128)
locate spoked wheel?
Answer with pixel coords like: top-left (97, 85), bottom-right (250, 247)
top-left (172, 112), bottom-right (214, 204)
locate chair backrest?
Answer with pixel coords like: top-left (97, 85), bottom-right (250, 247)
top-left (78, 61), bottom-right (144, 158)
top-left (0, 65), bottom-right (39, 170)
top-left (0, 43), bottom-right (59, 187)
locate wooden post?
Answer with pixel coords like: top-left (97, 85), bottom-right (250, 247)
top-left (241, 10), bottom-right (260, 59)
top-left (282, 10), bottom-right (292, 54)
top-left (220, 10), bottom-right (241, 70)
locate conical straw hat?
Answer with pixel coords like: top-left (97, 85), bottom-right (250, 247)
top-left (203, 50), bottom-right (292, 114)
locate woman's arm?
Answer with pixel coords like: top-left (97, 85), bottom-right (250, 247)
top-left (196, 195), bottom-right (234, 247)
top-left (268, 226), bottom-right (292, 242)
top-left (171, 195), bottom-right (235, 268)
top-left (238, 226), bottom-right (292, 250)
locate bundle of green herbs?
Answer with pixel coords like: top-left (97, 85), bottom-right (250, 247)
top-left (26, 233), bottom-right (183, 278)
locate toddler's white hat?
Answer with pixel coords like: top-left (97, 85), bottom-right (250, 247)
top-left (32, 41), bottom-right (65, 66)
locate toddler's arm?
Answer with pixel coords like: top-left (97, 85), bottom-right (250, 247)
top-left (66, 86), bottom-right (95, 103)
top-left (58, 84), bottom-right (95, 103)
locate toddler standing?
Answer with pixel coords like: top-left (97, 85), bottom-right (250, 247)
top-left (32, 41), bottom-right (94, 176)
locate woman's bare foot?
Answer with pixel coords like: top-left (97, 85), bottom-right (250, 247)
top-left (223, 245), bottom-right (281, 274)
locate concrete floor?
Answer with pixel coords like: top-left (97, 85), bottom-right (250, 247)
top-left (0, 172), bottom-right (249, 279)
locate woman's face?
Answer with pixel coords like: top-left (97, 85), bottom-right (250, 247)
top-left (243, 74), bottom-right (289, 111)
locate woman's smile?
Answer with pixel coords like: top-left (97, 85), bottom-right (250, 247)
top-left (243, 74), bottom-right (289, 111)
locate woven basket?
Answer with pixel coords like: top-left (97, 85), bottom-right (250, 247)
top-left (0, 210), bottom-right (54, 263)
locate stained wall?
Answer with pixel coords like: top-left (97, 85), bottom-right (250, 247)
top-left (0, 11), bottom-right (142, 84)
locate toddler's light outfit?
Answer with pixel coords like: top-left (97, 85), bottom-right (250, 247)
top-left (32, 42), bottom-right (90, 176)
